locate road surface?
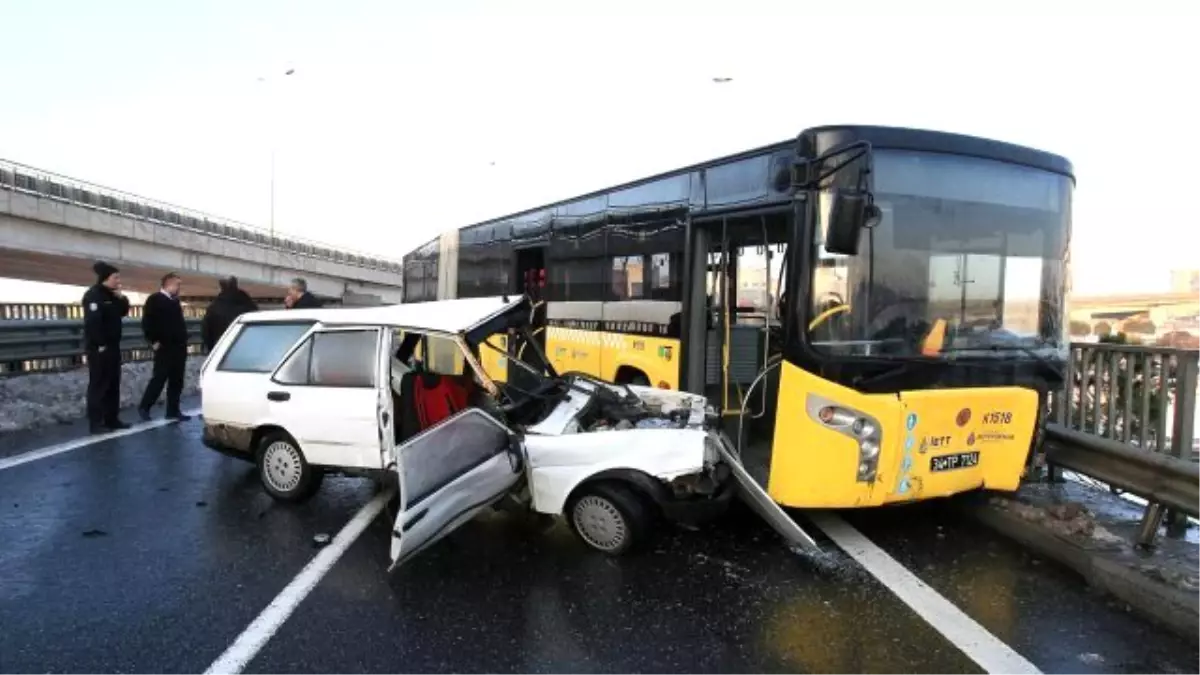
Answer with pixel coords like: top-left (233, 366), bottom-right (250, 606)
top-left (0, 416), bottom-right (1196, 674)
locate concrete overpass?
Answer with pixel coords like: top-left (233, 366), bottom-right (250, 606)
top-left (0, 159), bottom-right (403, 303)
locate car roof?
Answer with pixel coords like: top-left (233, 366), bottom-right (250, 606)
top-left (240, 296), bottom-right (525, 335)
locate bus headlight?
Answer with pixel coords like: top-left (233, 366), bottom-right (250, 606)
top-left (807, 394), bottom-right (883, 484)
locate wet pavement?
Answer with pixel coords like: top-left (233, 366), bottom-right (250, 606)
top-left (0, 418), bottom-right (1197, 674)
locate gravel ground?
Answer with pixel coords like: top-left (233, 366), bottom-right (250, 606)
top-left (0, 359), bottom-right (203, 433)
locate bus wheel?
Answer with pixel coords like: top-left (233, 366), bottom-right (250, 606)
top-left (616, 367), bottom-right (650, 387)
top-left (567, 482), bottom-right (654, 556)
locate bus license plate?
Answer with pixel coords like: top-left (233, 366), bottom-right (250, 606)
top-left (930, 451), bottom-right (980, 472)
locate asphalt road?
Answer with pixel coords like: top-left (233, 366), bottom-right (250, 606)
top-left (0, 416), bottom-right (1196, 674)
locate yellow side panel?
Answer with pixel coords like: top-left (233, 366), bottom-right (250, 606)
top-left (545, 327), bottom-right (602, 378)
top-left (479, 334), bottom-right (508, 383)
top-left (544, 327), bottom-right (679, 388)
top-left (600, 333), bottom-right (680, 389)
top-left (769, 361), bottom-right (1038, 508)
top-left (769, 361), bottom-right (903, 507)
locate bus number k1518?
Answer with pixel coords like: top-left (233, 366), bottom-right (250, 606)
top-left (983, 411), bottom-right (1013, 425)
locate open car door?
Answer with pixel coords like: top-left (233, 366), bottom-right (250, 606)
top-left (389, 408), bottom-right (523, 571)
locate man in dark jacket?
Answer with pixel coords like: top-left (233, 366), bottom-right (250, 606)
top-left (285, 277), bottom-right (321, 309)
top-left (137, 272), bottom-right (191, 422)
top-left (201, 276), bottom-right (259, 351)
top-left (83, 261), bottom-right (131, 433)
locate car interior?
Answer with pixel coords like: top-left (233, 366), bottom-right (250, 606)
top-left (390, 331), bottom-right (481, 444)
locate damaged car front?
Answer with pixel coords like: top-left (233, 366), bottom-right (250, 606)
top-left (466, 303), bottom-right (819, 554)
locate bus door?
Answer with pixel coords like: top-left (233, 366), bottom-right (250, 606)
top-left (690, 213), bottom-right (788, 485)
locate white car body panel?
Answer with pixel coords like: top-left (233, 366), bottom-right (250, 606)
top-left (523, 428), bottom-right (708, 515)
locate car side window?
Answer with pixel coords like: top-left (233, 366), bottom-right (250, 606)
top-left (309, 330), bottom-right (378, 388)
top-left (218, 322), bottom-right (314, 373)
top-left (274, 339), bottom-right (313, 385)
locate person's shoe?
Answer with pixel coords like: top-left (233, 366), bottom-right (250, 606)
top-left (166, 412), bottom-right (192, 422)
top-left (89, 422), bottom-right (106, 435)
top-left (105, 420), bottom-right (132, 431)
top-left (137, 407), bottom-right (152, 422)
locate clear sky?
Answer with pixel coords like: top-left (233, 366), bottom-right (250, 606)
top-left (1, 0), bottom-right (1197, 302)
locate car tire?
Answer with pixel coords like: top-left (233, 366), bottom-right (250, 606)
top-left (256, 431), bottom-right (324, 503)
top-left (567, 482), bottom-right (654, 556)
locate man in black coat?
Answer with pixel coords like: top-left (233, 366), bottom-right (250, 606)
top-left (138, 272), bottom-right (192, 422)
top-left (83, 261), bottom-right (131, 433)
top-left (201, 276), bottom-right (259, 351)
top-left (285, 277), bottom-right (322, 309)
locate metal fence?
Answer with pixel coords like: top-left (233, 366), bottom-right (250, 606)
top-left (1, 157), bottom-right (404, 273)
top-left (0, 316), bottom-right (204, 374)
top-left (1046, 341), bottom-right (1198, 546)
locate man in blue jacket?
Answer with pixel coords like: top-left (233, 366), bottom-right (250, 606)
top-left (138, 272), bottom-right (192, 422)
top-left (82, 261), bottom-right (131, 433)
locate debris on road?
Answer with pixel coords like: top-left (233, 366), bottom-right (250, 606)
top-left (313, 533), bottom-right (331, 547)
top-left (81, 529), bottom-right (108, 538)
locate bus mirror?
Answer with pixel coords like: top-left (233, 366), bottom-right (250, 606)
top-left (824, 189), bottom-right (870, 255)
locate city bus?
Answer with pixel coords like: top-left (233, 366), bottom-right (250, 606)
top-left (401, 124), bottom-right (1073, 509)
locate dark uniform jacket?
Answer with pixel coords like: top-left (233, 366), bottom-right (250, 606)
top-left (142, 292), bottom-right (189, 348)
top-left (291, 292), bottom-right (321, 309)
top-left (202, 288), bottom-right (259, 351)
top-left (82, 284), bottom-right (130, 350)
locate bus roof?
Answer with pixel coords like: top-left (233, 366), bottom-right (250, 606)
top-left (406, 124), bottom-right (1072, 260)
top-left (240, 296), bottom-right (525, 336)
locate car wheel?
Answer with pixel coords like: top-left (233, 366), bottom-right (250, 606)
top-left (568, 482), bottom-right (654, 556)
top-left (256, 431), bottom-right (324, 503)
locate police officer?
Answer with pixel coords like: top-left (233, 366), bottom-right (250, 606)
top-left (138, 272), bottom-right (192, 422)
top-left (83, 261), bottom-right (131, 433)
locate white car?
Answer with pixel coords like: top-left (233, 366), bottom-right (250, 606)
top-left (199, 295), bottom-right (814, 568)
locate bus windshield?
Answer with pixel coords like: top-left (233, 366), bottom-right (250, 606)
top-left (809, 149), bottom-right (1072, 360)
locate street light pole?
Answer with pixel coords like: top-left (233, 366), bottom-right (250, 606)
top-left (258, 68), bottom-right (295, 239)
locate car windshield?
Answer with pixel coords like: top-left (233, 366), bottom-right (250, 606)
top-left (809, 149), bottom-right (1072, 360)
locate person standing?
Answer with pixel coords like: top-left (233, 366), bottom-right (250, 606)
top-left (83, 261), bottom-right (131, 433)
top-left (137, 272), bottom-right (192, 422)
top-left (201, 276), bottom-right (258, 351)
top-left (285, 277), bottom-right (321, 309)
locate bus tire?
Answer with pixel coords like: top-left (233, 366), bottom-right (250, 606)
top-left (616, 367), bottom-right (651, 387)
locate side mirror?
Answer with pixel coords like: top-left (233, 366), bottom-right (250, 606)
top-left (824, 189), bottom-right (881, 255)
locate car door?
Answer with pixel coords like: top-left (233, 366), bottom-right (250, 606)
top-left (389, 407), bottom-right (523, 570)
top-left (267, 326), bottom-right (385, 469)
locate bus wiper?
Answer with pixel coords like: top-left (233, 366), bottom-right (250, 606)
top-left (970, 344), bottom-right (1065, 381)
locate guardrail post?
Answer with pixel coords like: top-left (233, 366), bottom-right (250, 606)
top-left (1137, 502), bottom-right (1166, 549)
top-left (1165, 352), bottom-right (1197, 539)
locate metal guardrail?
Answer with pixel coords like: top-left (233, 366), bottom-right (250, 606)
top-left (0, 317), bottom-right (204, 374)
top-left (1047, 341), bottom-right (1199, 546)
top-left (1, 157), bottom-right (404, 273)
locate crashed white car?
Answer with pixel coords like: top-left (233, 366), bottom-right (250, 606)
top-left (199, 296), bottom-right (813, 568)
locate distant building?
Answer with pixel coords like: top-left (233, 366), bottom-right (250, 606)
top-left (1171, 269), bottom-right (1199, 294)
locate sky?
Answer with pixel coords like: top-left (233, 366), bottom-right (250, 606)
top-left (1, 0), bottom-right (1197, 303)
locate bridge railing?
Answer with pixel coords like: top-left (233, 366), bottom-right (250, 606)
top-left (0, 316), bottom-right (204, 374)
top-left (0, 157), bottom-right (404, 274)
top-left (1046, 341), bottom-right (1198, 546)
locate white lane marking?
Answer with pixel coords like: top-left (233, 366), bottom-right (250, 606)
top-left (809, 512), bottom-right (1041, 675)
top-left (204, 488), bottom-right (394, 675)
top-left (0, 407), bottom-right (202, 472)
